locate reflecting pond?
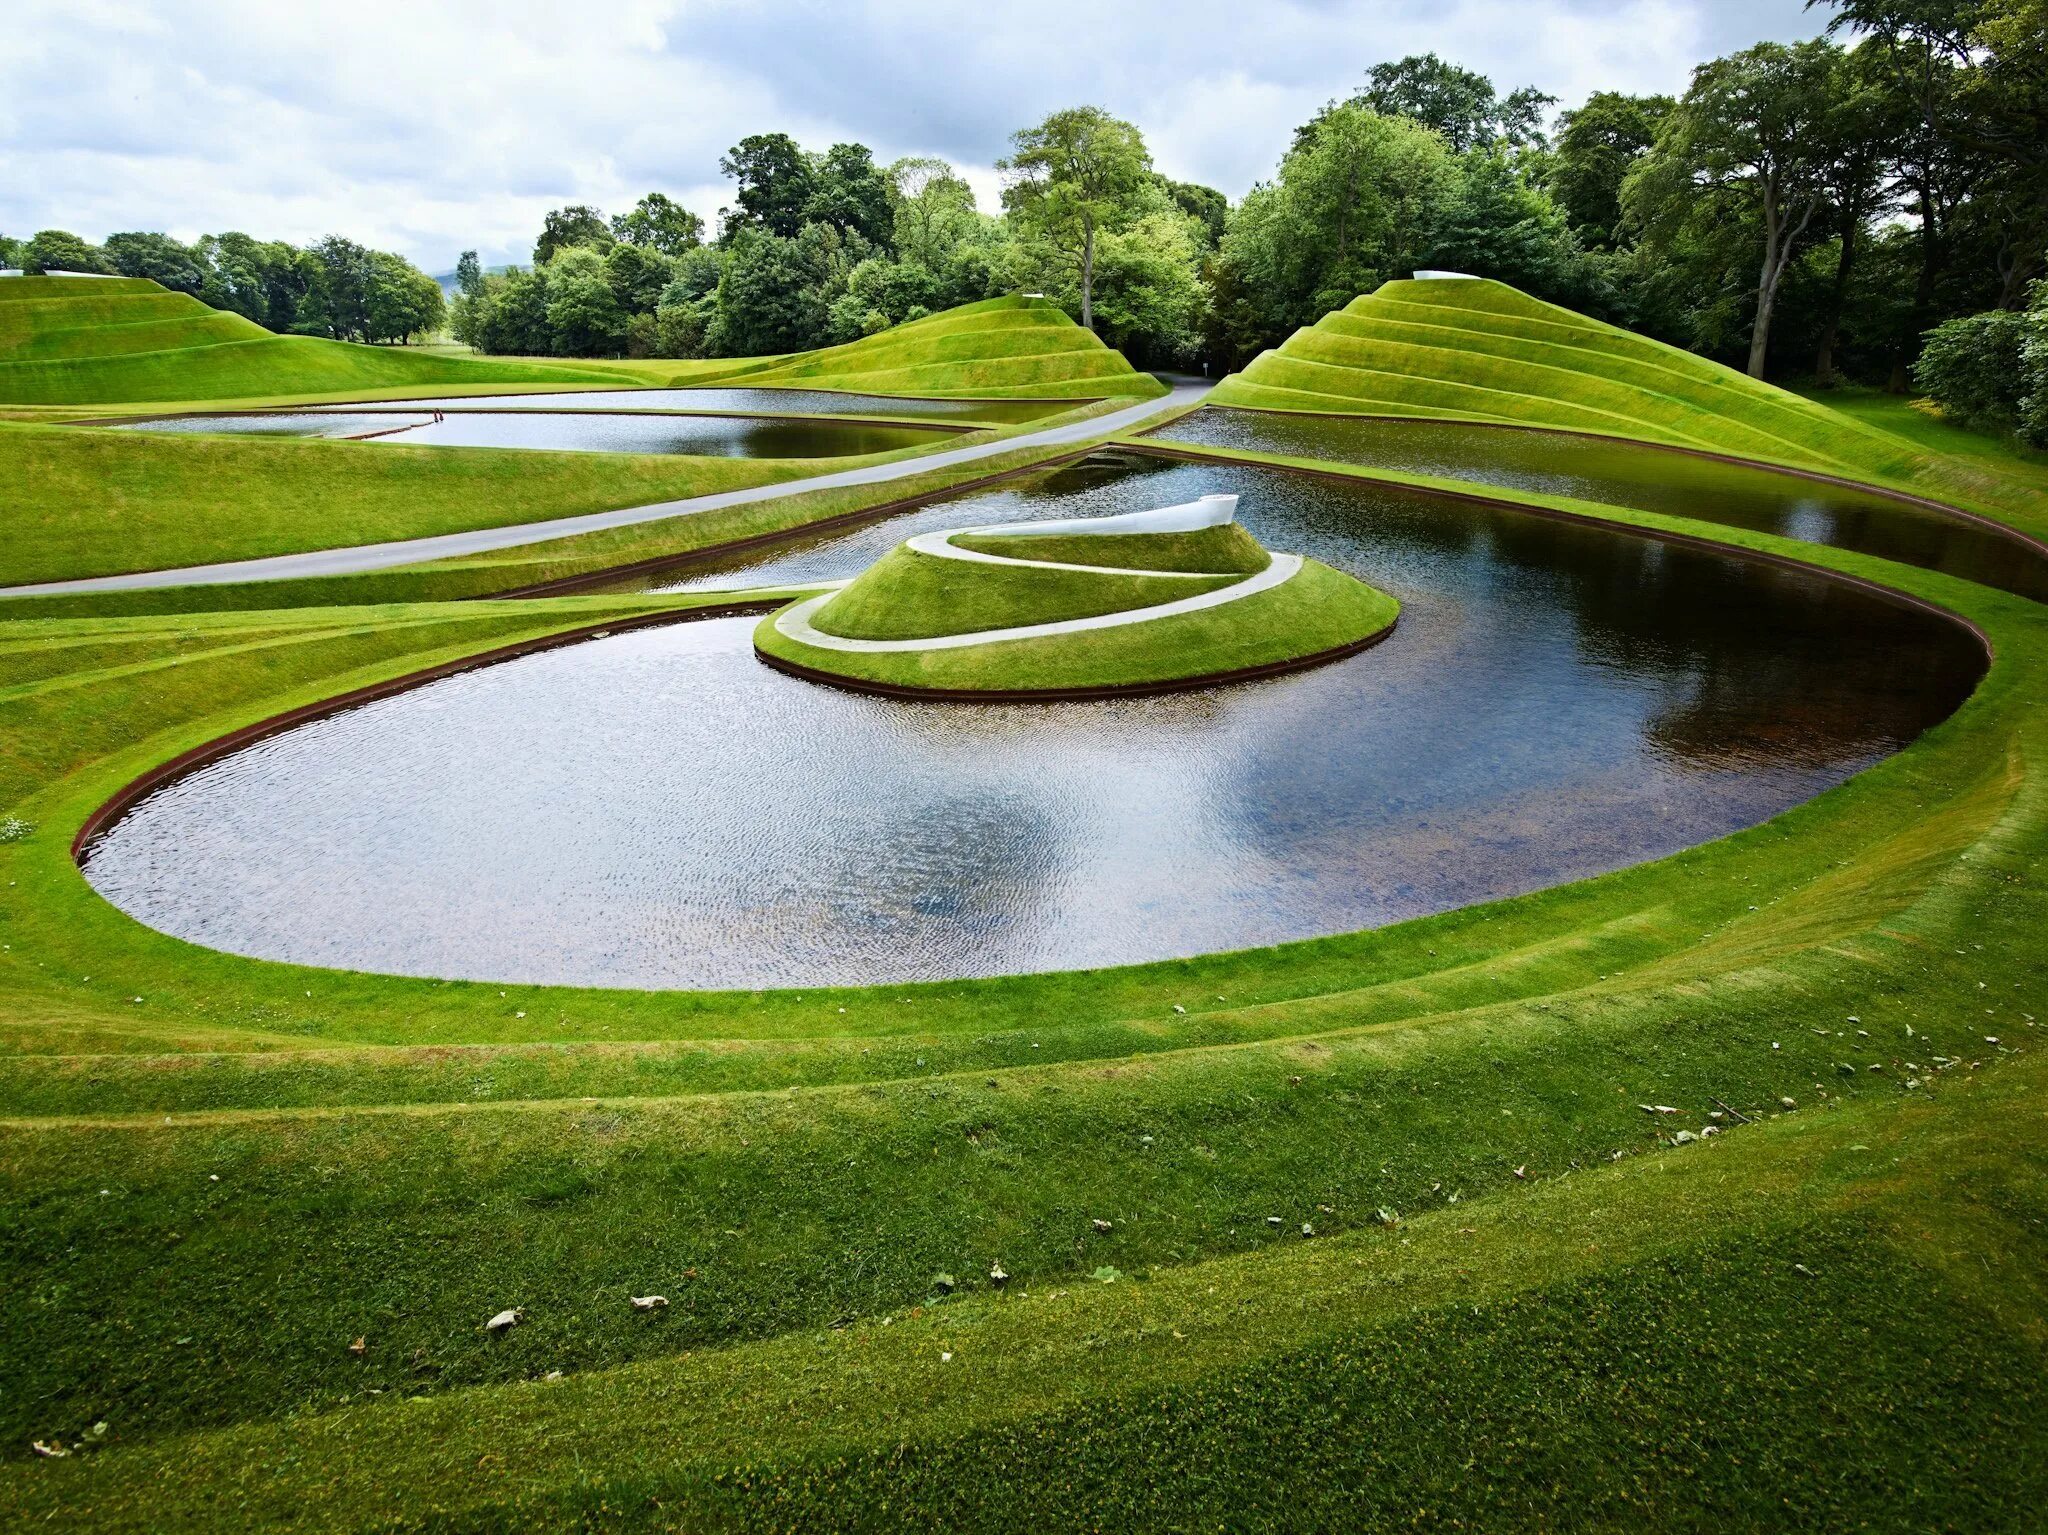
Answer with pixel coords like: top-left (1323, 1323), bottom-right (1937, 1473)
top-left (1151, 407), bottom-right (2048, 601)
top-left (81, 453), bottom-right (1985, 990)
top-left (312, 388), bottom-right (1075, 422)
top-left (114, 410), bottom-right (956, 458)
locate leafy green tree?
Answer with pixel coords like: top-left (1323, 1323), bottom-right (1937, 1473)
top-left (544, 245), bottom-right (628, 355)
top-left (533, 205), bottom-right (612, 265)
top-left (1424, 149), bottom-right (1590, 300)
top-left (1810, 49), bottom-right (1899, 384)
top-left (1000, 106), bottom-right (1153, 330)
top-left (1090, 211), bottom-right (1206, 365)
top-left (1547, 92), bottom-right (1673, 248)
top-left (805, 143), bottom-right (895, 247)
top-left (887, 157), bottom-right (979, 269)
top-left (0, 233), bottom-right (21, 269)
top-left (1355, 54), bottom-right (1555, 151)
top-left (720, 133), bottom-right (814, 238)
top-left (602, 241), bottom-right (674, 315)
top-left (1912, 305), bottom-right (2033, 426)
top-left (362, 250), bottom-right (445, 343)
top-left (653, 246), bottom-right (724, 358)
top-left (1214, 105), bottom-right (1457, 345)
top-left (1159, 178), bottom-right (1229, 247)
top-left (103, 232), bottom-right (206, 292)
top-left (23, 229), bottom-right (114, 275)
top-left (455, 250), bottom-right (484, 300)
top-left (609, 193), bottom-right (704, 254)
top-left (470, 266), bottom-right (554, 355)
top-left (305, 235), bottom-right (376, 340)
top-left (711, 227), bottom-right (832, 354)
top-left (1626, 40), bottom-right (1842, 377)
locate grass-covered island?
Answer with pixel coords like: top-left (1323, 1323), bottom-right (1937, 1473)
top-left (753, 493), bottom-right (1399, 697)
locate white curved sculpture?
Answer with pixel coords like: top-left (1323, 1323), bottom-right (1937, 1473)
top-left (975, 493), bottom-right (1239, 540)
top-left (1412, 270), bottom-right (1480, 281)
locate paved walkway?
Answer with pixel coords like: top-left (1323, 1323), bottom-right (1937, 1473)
top-left (1, 383), bottom-right (1210, 597)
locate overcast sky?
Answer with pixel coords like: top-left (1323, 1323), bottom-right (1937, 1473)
top-left (3, 0), bottom-right (1834, 273)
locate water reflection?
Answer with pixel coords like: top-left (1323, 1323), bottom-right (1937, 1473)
top-left (113, 410), bottom-right (952, 459)
top-left (80, 457), bottom-right (1983, 989)
top-left (1151, 408), bottom-right (2048, 601)
top-left (306, 388), bottom-right (1071, 423)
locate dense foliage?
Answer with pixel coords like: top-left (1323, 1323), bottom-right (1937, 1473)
top-left (16, 1), bottom-right (2041, 406)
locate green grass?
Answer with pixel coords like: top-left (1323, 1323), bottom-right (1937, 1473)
top-left (1211, 277), bottom-right (2047, 532)
top-left (0, 281), bottom-right (1160, 410)
top-left (0, 278), bottom-right (642, 406)
top-left (761, 553), bottom-right (1397, 690)
top-left (0, 282), bottom-right (2045, 1527)
top-left (953, 520), bottom-right (1271, 573)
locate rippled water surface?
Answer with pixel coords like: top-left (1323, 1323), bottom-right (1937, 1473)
top-left (1153, 408), bottom-right (2048, 601)
top-left (116, 410), bottom-right (953, 458)
top-left (312, 388), bottom-right (1073, 422)
top-left (82, 454), bottom-right (1984, 989)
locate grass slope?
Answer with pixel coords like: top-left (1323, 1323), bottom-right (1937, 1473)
top-left (0, 300), bottom-right (2044, 1526)
top-left (1210, 278), bottom-right (2046, 529)
top-left (729, 296), bottom-right (1168, 400)
top-left (0, 278), bottom-right (638, 406)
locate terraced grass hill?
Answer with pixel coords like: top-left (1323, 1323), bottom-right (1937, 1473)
top-left (1210, 278), bottom-right (1925, 472)
top-left (1205, 276), bottom-right (2048, 535)
top-left (0, 281), bottom-right (1161, 410)
top-left (723, 295), bottom-right (1167, 399)
top-left (0, 277), bottom-right (637, 407)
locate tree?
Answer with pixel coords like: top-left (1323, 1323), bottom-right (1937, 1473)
top-left (1159, 178), bottom-right (1230, 247)
top-left (23, 229), bottom-right (113, 275)
top-left (1213, 105), bottom-right (1457, 347)
top-left (888, 157), bottom-right (979, 269)
top-left (1000, 107), bottom-right (1152, 330)
top-left (609, 192), bottom-right (704, 255)
top-left (306, 235), bottom-right (376, 341)
top-left (1357, 53), bottom-right (1556, 151)
top-left (103, 232), bottom-right (206, 292)
top-left (362, 250), bottom-right (445, 343)
top-left (1425, 149), bottom-right (1590, 300)
top-left (1547, 92), bottom-right (1673, 248)
top-left (603, 241), bottom-right (674, 315)
top-left (1090, 211), bottom-right (1207, 365)
top-left (533, 205), bottom-right (612, 265)
top-left (719, 133), bottom-right (813, 238)
top-left (1912, 306), bottom-right (2033, 426)
top-left (712, 227), bottom-right (832, 354)
top-left (804, 143), bottom-right (895, 247)
top-left (455, 250), bottom-right (484, 300)
top-left (544, 246), bottom-right (627, 355)
top-left (1810, 49), bottom-right (1898, 384)
top-left (1626, 40), bottom-right (1841, 377)
top-left (0, 233), bottom-right (21, 269)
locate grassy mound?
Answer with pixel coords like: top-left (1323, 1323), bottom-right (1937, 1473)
top-left (754, 517), bottom-right (1395, 694)
top-left (724, 296), bottom-right (1167, 400)
top-left (0, 277), bottom-right (637, 407)
top-left (0, 282), bottom-right (1160, 410)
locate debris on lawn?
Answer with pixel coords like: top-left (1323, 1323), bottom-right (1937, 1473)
top-left (988, 1261), bottom-right (1009, 1287)
top-left (629, 1295), bottom-right (668, 1311)
top-left (31, 1440), bottom-right (68, 1458)
top-left (349, 1337), bottom-right (367, 1356)
top-left (485, 1308), bottom-right (523, 1334)
top-left (1092, 1218), bottom-right (1113, 1233)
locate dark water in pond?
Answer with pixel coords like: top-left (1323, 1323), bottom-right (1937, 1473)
top-left (114, 411), bottom-right (951, 458)
top-left (1153, 408), bottom-right (2048, 602)
top-left (81, 453), bottom-right (1984, 990)
top-left (313, 388), bottom-right (1072, 423)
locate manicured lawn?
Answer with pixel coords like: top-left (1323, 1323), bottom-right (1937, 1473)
top-left (0, 276), bottom-right (2043, 1529)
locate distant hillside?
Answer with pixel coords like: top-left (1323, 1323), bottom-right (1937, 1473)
top-left (429, 263), bottom-right (516, 297)
top-left (0, 277), bottom-right (636, 407)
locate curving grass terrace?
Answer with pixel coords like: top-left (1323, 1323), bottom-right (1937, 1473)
top-left (0, 279), bottom-right (2043, 1529)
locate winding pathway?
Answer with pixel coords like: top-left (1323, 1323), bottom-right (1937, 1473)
top-left (771, 492), bottom-right (1308, 654)
top-left (1, 383), bottom-right (1210, 597)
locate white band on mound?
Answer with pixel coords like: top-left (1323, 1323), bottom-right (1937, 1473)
top-left (772, 553), bottom-right (1304, 654)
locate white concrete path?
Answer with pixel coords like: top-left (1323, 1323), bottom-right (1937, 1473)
top-left (771, 493), bottom-right (1306, 655)
top-left (1, 381), bottom-right (1210, 597)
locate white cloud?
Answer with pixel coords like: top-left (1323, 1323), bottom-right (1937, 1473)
top-left (1, 0), bottom-right (1827, 270)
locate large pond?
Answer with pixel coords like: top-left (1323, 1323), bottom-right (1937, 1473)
top-left (312, 388), bottom-right (1074, 423)
top-left (1151, 408), bottom-right (2048, 602)
top-left (80, 453), bottom-right (1984, 990)
top-left (114, 410), bottom-right (955, 459)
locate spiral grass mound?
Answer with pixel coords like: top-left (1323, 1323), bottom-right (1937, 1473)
top-left (752, 493), bottom-right (1399, 697)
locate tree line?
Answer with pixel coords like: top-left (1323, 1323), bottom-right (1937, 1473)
top-left (0, 227), bottom-right (446, 346)
top-left (5, 1), bottom-right (2042, 439)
